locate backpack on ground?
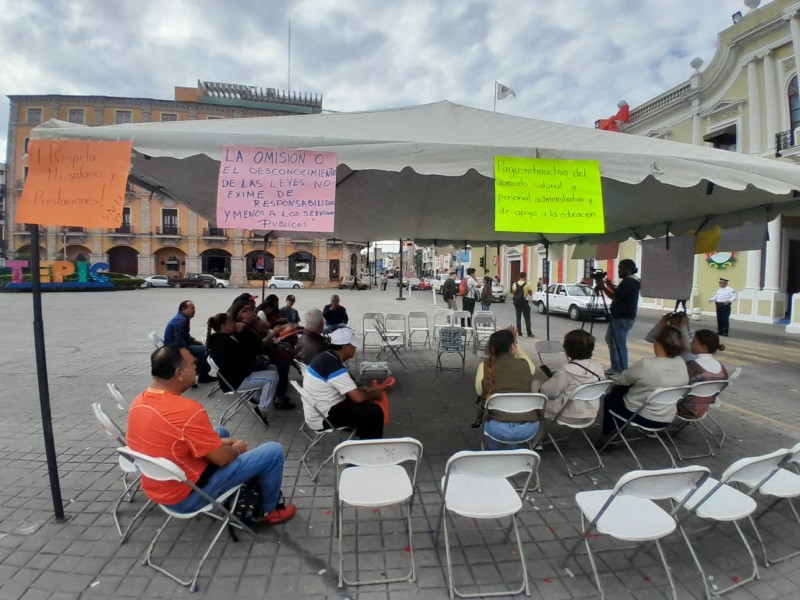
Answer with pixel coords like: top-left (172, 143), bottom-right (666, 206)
top-left (458, 278), bottom-right (468, 296)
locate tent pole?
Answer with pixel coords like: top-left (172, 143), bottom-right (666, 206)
top-left (261, 233), bottom-right (269, 302)
top-left (397, 239), bottom-right (406, 301)
top-left (545, 241), bottom-right (551, 342)
top-left (29, 225), bottom-right (65, 521)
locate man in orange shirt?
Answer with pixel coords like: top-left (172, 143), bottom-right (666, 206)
top-left (127, 345), bottom-right (295, 524)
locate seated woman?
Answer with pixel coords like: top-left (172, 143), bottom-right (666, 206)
top-left (256, 294), bottom-right (289, 328)
top-left (322, 294), bottom-right (349, 333)
top-left (537, 329), bottom-right (605, 425)
top-left (676, 329), bottom-right (728, 419)
top-left (601, 325), bottom-right (689, 435)
top-left (473, 329), bottom-right (540, 449)
top-left (206, 313), bottom-right (281, 424)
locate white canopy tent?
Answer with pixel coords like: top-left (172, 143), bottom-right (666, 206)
top-left (31, 101), bottom-right (800, 246)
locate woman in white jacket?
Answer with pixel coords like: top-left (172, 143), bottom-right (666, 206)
top-left (538, 330), bottom-right (605, 424)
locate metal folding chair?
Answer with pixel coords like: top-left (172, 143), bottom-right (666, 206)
top-left (436, 449), bottom-right (540, 599)
top-left (665, 379), bottom-right (729, 460)
top-left (563, 466), bottom-right (710, 600)
top-left (207, 356), bottom-right (260, 426)
top-left (450, 310), bottom-right (473, 345)
top-left (291, 380), bottom-right (356, 480)
top-left (472, 311), bottom-right (496, 353)
top-left (407, 310), bottom-right (431, 349)
top-left (481, 392), bottom-right (547, 453)
top-left (362, 312), bottom-right (384, 352)
top-left (374, 315), bottom-right (407, 368)
top-left (116, 446), bottom-right (255, 592)
top-left (599, 385), bottom-right (691, 469)
top-left (672, 448), bottom-right (791, 597)
top-left (436, 326), bottom-right (467, 372)
top-left (92, 403), bottom-right (151, 543)
top-left (433, 308), bottom-right (454, 342)
top-left (106, 382), bottom-right (129, 411)
top-left (334, 437), bottom-right (423, 588)
top-left (541, 380), bottom-right (613, 477)
top-left (147, 331), bottom-right (164, 349)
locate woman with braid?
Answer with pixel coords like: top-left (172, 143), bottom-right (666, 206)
top-left (206, 313), bottom-right (281, 426)
top-left (472, 327), bottom-right (540, 449)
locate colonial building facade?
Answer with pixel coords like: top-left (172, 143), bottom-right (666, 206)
top-left (4, 81), bottom-right (365, 285)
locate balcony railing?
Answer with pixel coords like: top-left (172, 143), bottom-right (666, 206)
top-left (203, 227), bottom-right (227, 237)
top-left (111, 224), bottom-right (133, 234)
top-left (157, 225), bottom-right (181, 236)
top-left (776, 130), bottom-right (795, 157)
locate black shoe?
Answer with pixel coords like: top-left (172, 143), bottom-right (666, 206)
top-left (526, 333), bottom-right (535, 338)
top-left (191, 383), bottom-right (199, 389)
top-left (274, 397), bottom-right (296, 410)
top-left (198, 375), bottom-right (218, 384)
top-left (252, 406), bottom-right (269, 427)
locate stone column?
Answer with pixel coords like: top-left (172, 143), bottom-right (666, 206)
top-left (763, 215), bottom-right (782, 292)
top-left (763, 50), bottom-right (779, 153)
top-left (316, 240), bottom-right (330, 286)
top-left (231, 237), bottom-right (246, 285)
top-left (275, 238), bottom-right (288, 276)
top-left (747, 58), bottom-right (762, 154)
top-left (790, 11), bottom-right (800, 84)
top-left (186, 212), bottom-right (200, 273)
top-left (138, 194), bottom-right (152, 274)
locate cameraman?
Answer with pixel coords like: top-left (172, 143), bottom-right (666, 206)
top-left (599, 259), bottom-right (640, 375)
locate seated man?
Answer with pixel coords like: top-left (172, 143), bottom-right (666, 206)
top-left (126, 345), bottom-right (296, 524)
top-left (322, 294), bottom-right (349, 334)
top-left (303, 327), bottom-right (385, 439)
top-left (295, 308), bottom-right (328, 364)
top-left (163, 300), bottom-right (215, 383)
top-left (280, 294), bottom-right (301, 324)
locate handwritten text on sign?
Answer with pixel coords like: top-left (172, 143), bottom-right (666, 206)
top-left (216, 146), bottom-right (337, 232)
top-left (494, 157), bottom-right (604, 234)
top-left (16, 140), bottom-right (132, 228)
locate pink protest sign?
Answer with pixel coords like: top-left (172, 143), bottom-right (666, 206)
top-left (216, 146), bottom-right (337, 232)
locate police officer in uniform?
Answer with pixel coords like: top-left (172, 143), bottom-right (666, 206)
top-left (709, 277), bottom-right (736, 336)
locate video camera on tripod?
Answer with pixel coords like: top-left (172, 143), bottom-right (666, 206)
top-left (590, 269), bottom-right (609, 291)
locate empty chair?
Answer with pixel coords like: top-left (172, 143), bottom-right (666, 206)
top-left (147, 331), bottom-right (164, 349)
top-left (437, 450), bottom-right (540, 599)
top-left (407, 310), bottom-right (431, 349)
top-left (207, 356), bottom-right (260, 427)
top-left (116, 446), bottom-right (255, 591)
top-left (672, 448), bottom-right (791, 597)
top-left (106, 382), bottom-right (129, 411)
top-left (291, 380), bottom-right (356, 480)
top-left (384, 313), bottom-right (407, 345)
top-left (665, 379), bottom-right (729, 460)
top-left (433, 308), bottom-right (454, 342)
top-left (333, 438), bottom-right (423, 588)
top-left (92, 402), bottom-right (150, 543)
top-left (450, 310), bottom-right (474, 344)
top-left (362, 312), bottom-right (384, 351)
top-left (543, 380), bottom-right (613, 477)
top-left (374, 315), bottom-right (407, 367)
top-left (436, 326), bottom-right (467, 372)
top-left (472, 311), bottom-right (496, 353)
top-left (563, 466), bottom-right (710, 600)
top-left (599, 385), bottom-right (691, 469)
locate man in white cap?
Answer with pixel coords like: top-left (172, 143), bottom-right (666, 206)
top-left (302, 327), bottom-right (385, 439)
top-left (708, 278), bottom-right (736, 336)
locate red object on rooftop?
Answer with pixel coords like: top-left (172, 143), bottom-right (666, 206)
top-left (595, 101), bottom-right (630, 132)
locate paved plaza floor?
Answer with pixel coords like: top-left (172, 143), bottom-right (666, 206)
top-left (1, 286), bottom-right (800, 599)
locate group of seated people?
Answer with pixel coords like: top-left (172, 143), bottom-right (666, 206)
top-left (472, 313), bottom-right (728, 450)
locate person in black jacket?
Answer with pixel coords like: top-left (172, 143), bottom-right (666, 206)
top-left (600, 259), bottom-right (641, 374)
top-left (206, 313), bottom-right (282, 425)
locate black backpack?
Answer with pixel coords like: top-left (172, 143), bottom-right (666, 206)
top-left (512, 281), bottom-right (527, 305)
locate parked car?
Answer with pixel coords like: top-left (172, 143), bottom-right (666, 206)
top-left (408, 277), bottom-right (422, 290)
top-left (171, 273), bottom-right (217, 288)
top-left (268, 276), bottom-right (305, 289)
top-left (491, 281), bottom-right (506, 303)
top-left (141, 275), bottom-right (174, 288)
top-left (431, 274), bottom-right (451, 293)
top-left (419, 277), bottom-right (433, 291)
top-left (339, 275), bottom-right (369, 290)
top-left (531, 283), bottom-right (607, 321)
top-left (201, 273), bottom-right (230, 288)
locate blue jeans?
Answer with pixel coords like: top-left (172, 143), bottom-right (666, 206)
top-left (167, 427), bottom-right (285, 516)
top-left (238, 368), bottom-right (280, 410)
top-left (480, 303), bottom-right (492, 311)
top-left (324, 323), bottom-right (348, 334)
top-left (483, 420), bottom-right (539, 450)
top-left (605, 317), bottom-right (635, 373)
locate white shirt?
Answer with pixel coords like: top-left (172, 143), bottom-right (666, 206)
top-left (709, 286), bottom-right (736, 304)
top-left (466, 275), bottom-right (480, 299)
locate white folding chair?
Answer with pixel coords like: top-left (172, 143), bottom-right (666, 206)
top-left (291, 380), bottom-right (356, 480)
top-left (739, 441), bottom-right (800, 566)
top-left (472, 311), bottom-right (496, 353)
top-left (334, 438), bottom-right (423, 588)
top-left (433, 308), bottom-right (454, 341)
top-left (542, 380), bottom-right (613, 477)
top-left (92, 403), bottom-right (151, 543)
top-left (436, 326), bottom-right (467, 372)
top-left (665, 379), bottom-right (729, 460)
top-left (672, 448), bottom-right (791, 597)
top-left (481, 392), bottom-right (547, 454)
top-left (563, 466), bottom-right (710, 600)
top-left (374, 315), bottom-right (407, 368)
top-left (116, 446), bottom-right (255, 592)
top-left (362, 312), bottom-right (384, 351)
top-left (437, 449), bottom-right (540, 599)
top-left (106, 382), bottom-right (129, 411)
top-left (600, 385), bottom-right (691, 469)
top-left (407, 310), bottom-right (431, 349)
top-left (384, 313), bottom-right (407, 345)
top-left (450, 310), bottom-right (473, 345)
top-left (208, 356), bottom-right (260, 426)
top-left (147, 331), bottom-right (164, 349)
top-left (706, 366), bottom-right (741, 448)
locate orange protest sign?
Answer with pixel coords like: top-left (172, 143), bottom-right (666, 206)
top-left (16, 140), bottom-right (132, 228)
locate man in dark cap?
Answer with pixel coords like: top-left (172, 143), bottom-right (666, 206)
top-left (709, 277), bottom-right (736, 336)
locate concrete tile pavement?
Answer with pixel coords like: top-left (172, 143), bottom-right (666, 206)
top-left (0, 286), bottom-right (799, 598)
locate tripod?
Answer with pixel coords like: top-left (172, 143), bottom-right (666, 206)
top-left (582, 281), bottom-right (610, 335)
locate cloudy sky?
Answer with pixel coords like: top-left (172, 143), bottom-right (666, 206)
top-left (1, 0), bottom-right (760, 160)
